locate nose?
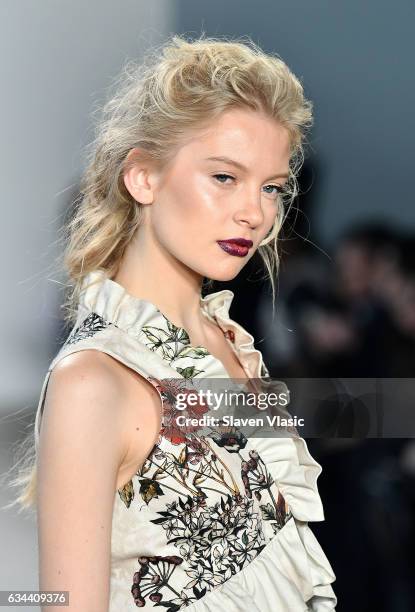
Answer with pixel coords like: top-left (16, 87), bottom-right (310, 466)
top-left (234, 191), bottom-right (264, 229)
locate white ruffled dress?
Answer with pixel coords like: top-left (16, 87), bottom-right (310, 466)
top-left (35, 270), bottom-right (337, 611)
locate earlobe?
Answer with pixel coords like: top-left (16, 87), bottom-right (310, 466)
top-left (123, 148), bottom-right (155, 205)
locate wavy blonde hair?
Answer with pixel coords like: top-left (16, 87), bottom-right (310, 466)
top-left (4, 33), bottom-right (313, 512)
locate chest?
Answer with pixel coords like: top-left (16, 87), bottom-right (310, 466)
top-left (201, 328), bottom-right (249, 379)
top-left (188, 313), bottom-right (250, 380)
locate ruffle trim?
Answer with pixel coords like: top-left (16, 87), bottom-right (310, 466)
top-left (78, 270), bottom-right (265, 377)
top-left (200, 289), bottom-right (268, 378)
top-left (247, 436), bottom-right (325, 522)
top-left (78, 269), bottom-right (181, 336)
top-left (199, 287), bottom-right (326, 523)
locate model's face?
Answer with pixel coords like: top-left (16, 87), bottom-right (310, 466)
top-left (137, 107), bottom-right (291, 281)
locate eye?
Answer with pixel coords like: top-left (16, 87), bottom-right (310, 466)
top-left (212, 174), bottom-right (287, 199)
top-left (213, 173), bottom-right (235, 184)
top-left (262, 184), bottom-right (286, 197)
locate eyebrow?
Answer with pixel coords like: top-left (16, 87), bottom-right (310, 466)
top-left (204, 155), bottom-right (289, 181)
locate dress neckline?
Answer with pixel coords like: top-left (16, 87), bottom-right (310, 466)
top-left (78, 269), bottom-right (266, 379)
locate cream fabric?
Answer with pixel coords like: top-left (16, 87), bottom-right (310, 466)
top-left (35, 270), bottom-right (337, 611)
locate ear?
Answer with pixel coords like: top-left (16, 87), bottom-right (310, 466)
top-left (123, 148), bottom-right (157, 205)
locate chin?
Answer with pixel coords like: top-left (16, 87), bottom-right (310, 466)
top-left (205, 268), bottom-right (242, 283)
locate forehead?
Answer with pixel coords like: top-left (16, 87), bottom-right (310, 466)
top-left (179, 107), bottom-right (292, 162)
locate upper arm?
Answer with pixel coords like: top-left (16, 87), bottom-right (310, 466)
top-left (36, 351), bottom-right (134, 612)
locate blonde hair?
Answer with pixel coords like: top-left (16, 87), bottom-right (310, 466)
top-left (5, 33), bottom-right (313, 512)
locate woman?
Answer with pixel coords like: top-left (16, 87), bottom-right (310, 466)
top-left (16, 35), bottom-right (337, 610)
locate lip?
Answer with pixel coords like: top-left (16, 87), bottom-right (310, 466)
top-left (217, 238), bottom-right (253, 258)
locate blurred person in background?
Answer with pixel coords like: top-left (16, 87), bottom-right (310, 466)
top-left (379, 234), bottom-right (415, 375)
top-left (261, 219), bottom-right (415, 611)
top-left (333, 223), bottom-right (411, 376)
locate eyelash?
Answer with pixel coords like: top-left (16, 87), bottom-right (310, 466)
top-left (212, 173), bottom-right (286, 196)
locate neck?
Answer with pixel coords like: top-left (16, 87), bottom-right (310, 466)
top-left (111, 228), bottom-right (207, 334)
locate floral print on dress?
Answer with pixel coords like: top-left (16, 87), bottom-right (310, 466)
top-left (141, 316), bottom-right (209, 374)
top-left (118, 413), bottom-right (292, 609)
top-left (150, 377), bottom-right (211, 445)
top-left (131, 554), bottom-right (186, 609)
top-left (65, 312), bottom-right (113, 346)
top-left (114, 306), bottom-right (293, 608)
top-left (207, 429), bottom-right (292, 534)
top-left (123, 435), bottom-right (268, 610)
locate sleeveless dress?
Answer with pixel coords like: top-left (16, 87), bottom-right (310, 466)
top-left (34, 269), bottom-right (337, 611)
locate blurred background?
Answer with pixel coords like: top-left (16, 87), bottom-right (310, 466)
top-left (1, 1), bottom-right (415, 610)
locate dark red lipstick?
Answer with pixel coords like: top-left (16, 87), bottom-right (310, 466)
top-left (217, 238), bottom-right (253, 257)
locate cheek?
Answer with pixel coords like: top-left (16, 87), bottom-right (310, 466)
top-left (155, 175), bottom-right (220, 230)
top-left (150, 177), bottom-right (216, 248)
top-left (151, 185), bottom-right (193, 233)
top-left (263, 202), bottom-right (281, 233)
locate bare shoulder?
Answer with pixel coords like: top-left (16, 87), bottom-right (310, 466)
top-left (45, 350), bottom-right (130, 450)
top-left (48, 349), bottom-right (159, 416)
top-left (44, 349), bottom-right (163, 487)
top-left (48, 349), bottom-right (126, 394)
top-left (39, 350), bottom-right (132, 484)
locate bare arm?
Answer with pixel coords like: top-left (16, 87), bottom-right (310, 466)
top-left (36, 351), bottom-right (159, 612)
